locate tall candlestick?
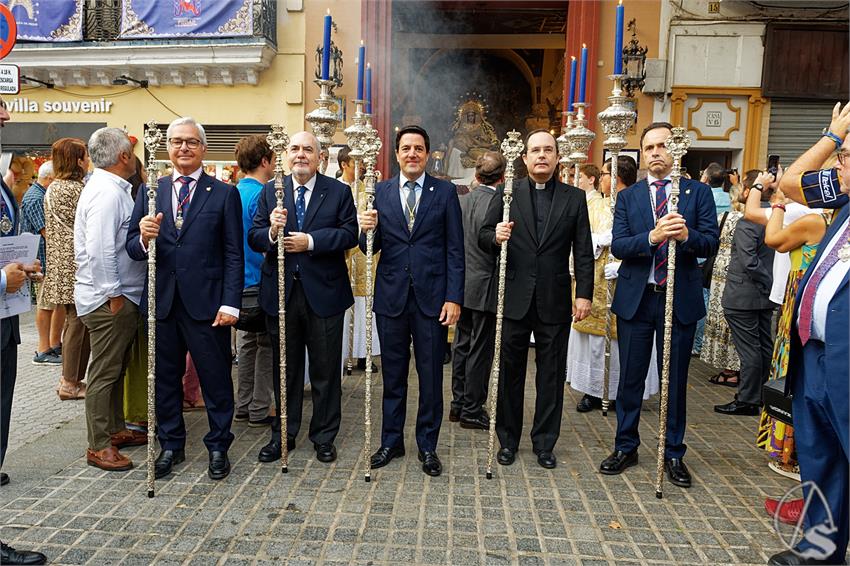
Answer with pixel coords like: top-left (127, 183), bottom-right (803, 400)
top-left (321, 10), bottom-right (332, 81)
top-left (614, 1), bottom-right (625, 75)
top-left (365, 63), bottom-right (372, 114)
top-left (356, 41), bottom-right (365, 100)
top-left (567, 56), bottom-right (577, 112)
top-left (578, 44), bottom-right (588, 104)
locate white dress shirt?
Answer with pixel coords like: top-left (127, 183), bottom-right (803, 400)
top-left (74, 168), bottom-right (146, 317)
top-left (269, 174), bottom-right (315, 251)
top-left (798, 215), bottom-right (850, 341)
top-left (399, 172), bottom-right (426, 219)
top-left (170, 167), bottom-right (202, 223)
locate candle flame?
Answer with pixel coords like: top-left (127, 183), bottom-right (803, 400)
top-left (619, 0), bottom-right (622, 5)
top-left (571, 55), bottom-right (576, 61)
top-left (367, 62), bottom-right (371, 68)
top-left (326, 8), bottom-right (330, 15)
top-left (582, 43), bottom-right (587, 49)
top-left (360, 39), bottom-right (364, 46)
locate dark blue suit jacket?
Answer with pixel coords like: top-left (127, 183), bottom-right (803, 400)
top-left (1, 180), bottom-right (20, 345)
top-left (611, 177), bottom-right (719, 325)
top-left (247, 173), bottom-right (357, 319)
top-left (359, 174), bottom-right (464, 318)
top-left (126, 172), bottom-right (244, 321)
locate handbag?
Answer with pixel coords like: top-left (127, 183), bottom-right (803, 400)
top-left (762, 378), bottom-right (793, 426)
top-left (235, 287), bottom-right (265, 333)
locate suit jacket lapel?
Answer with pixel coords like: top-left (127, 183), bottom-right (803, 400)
top-left (384, 175), bottom-right (410, 237)
top-left (515, 179), bottom-right (538, 246)
top-left (411, 174), bottom-right (437, 238)
top-left (283, 176), bottom-right (298, 234)
top-left (636, 180), bottom-right (656, 232)
top-left (539, 178), bottom-right (566, 248)
top-left (178, 172), bottom-right (213, 237)
top-left (158, 177), bottom-right (177, 236)
top-left (1, 180), bottom-right (18, 235)
top-left (302, 175), bottom-right (328, 231)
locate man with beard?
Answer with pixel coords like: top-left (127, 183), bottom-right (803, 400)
top-left (479, 129), bottom-right (594, 469)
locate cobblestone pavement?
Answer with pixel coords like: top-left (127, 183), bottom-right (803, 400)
top-left (1, 316), bottom-right (799, 565)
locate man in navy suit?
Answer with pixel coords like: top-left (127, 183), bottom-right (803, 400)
top-left (247, 131), bottom-right (358, 464)
top-left (358, 125), bottom-right (464, 477)
top-left (127, 117), bottom-right (243, 481)
top-left (767, 102), bottom-right (850, 566)
top-left (599, 122), bottom-right (719, 488)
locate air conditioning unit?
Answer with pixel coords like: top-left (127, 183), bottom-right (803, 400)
top-left (642, 58), bottom-right (667, 94)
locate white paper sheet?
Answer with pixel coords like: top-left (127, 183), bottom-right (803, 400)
top-left (0, 232), bottom-right (40, 319)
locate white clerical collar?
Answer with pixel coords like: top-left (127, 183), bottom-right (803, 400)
top-left (534, 182), bottom-right (547, 190)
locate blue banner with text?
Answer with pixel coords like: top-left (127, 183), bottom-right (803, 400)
top-left (0, 0), bottom-right (82, 42)
top-left (121, 0), bottom-right (253, 39)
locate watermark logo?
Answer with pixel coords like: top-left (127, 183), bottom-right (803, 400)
top-left (773, 480), bottom-right (837, 560)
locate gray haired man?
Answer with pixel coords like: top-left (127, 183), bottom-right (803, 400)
top-left (75, 127), bottom-right (147, 471)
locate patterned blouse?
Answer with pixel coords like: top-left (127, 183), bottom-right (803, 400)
top-left (42, 179), bottom-right (85, 305)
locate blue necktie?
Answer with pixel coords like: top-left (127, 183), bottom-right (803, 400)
top-left (296, 186), bottom-right (307, 230)
top-left (652, 180), bottom-right (669, 286)
top-left (176, 176), bottom-right (193, 230)
top-left (404, 180), bottom-right (417, 230)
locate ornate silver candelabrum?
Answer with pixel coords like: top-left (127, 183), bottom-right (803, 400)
top-left (567, 102), bottom-right (596, 187)
top-left (556, 111), bottom-right (574, 183)
top-left (305, 78), bottom-right (341, 172)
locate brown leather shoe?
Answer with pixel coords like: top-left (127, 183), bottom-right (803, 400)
top-left (87, 446), bottom-right (133, 471)
top-left (111, 429), bottom-right (148, 448)
top-left (57, 379), bottom-right (86, 400)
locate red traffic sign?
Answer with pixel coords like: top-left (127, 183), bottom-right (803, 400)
top-left (0, 4), bottom-right (17, 60)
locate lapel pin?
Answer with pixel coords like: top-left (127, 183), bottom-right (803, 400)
top-left (685, 189), bottom-right (691, 195)
top-left (206, 186), bottom-right (211, 192)
top-left (429, 186), bottom-right (434, 192)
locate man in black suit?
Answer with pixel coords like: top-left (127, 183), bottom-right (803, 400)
top-left (248, 131), bottom-right (358, 464)
top-left (127, 117), bottom-right (244, 481)
top-left (716, 180), bottom-right (774, 416)
top-left (450, 151), bottom-right (504, 430)
top-left (479, 129), bottom-right (594, 469)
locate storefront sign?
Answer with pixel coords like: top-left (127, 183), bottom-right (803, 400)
top-left (7, 97), bottom-right (113, 113)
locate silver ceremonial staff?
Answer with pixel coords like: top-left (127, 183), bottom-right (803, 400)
top-left (143, 120), bottom-right (162, 498)
top-left (567, 101), bottom-right (595, 188)
top-left (556, 110), bottom-right (574, 183)
top-left (597, 75), bottom-right (636, 416)
top-left (267, 125), bottom-right (291, 474)
top-left (654, 126), bottom-right (691, 499)
top-left (485, 130), bottom-right (524, 479)
top-left (360, 123), bottom-right (382, 483)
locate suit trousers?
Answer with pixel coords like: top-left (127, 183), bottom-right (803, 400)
top-left (497, 297), bottom-right (569, 453)
top-left (377, 286), bottom-right (447, 453)
top-left (792, 339), bottom-right (849, 561)
top-left (615, 287), bottom-right (695, 459)
top-left (451, 307), bottom-right (495, 419)
top-left (267, 280), bottom-right (344, 446)
top-left (80, 300), bottom-right (139, 450)
top-left (236, 330), bottom-right (273, 421)
top-left (1, 316), bottom-right (17, 467)
top-left (155, 290), bottom-right (235, 452)
top-left (723, 306), bottom-right (774, 406)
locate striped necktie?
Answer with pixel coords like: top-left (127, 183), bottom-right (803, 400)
top-left (798, 219), bottom-right (850, 344)
top-left (652, 180), bottom-right (669, 286)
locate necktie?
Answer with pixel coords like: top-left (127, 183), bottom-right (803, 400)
top-left (405, 180), bottom-right (417, 230)
top-left (652, 180), bottom-right (669, 286)
top-left (296, 186), bottom-right (307, 230)
top-left (798, 219), bottom-right (850, 344)
top-left (176, 175), bottom-right (193, 231)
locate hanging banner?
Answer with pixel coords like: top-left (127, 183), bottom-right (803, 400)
top-left (121, 0), bottom-right (253, 39)
top-left (0, 0), bottom-right (82, 42)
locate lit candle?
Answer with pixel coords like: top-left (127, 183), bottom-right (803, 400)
top-left (321, 10), bottom-right (332, 81)
top-left (567, 56), bottom-right (577, 112)
top-left (365, 63), bottom-right (372, 114)
top-left (356, 41), bottom-right (365, 100)
top-left (614, 0), bottom-right (624, 75)
top-left (578, 44), bottom-right (588, 104)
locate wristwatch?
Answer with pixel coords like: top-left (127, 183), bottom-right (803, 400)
top-left (752, 183), bottom-right (764, 191)
top-left (822, 127), bottom-right (844, 150)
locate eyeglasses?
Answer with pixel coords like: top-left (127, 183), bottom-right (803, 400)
top-left (168, 138), bottom-right (202, 149)
top-left (838, 152), bottom-right (849, 166)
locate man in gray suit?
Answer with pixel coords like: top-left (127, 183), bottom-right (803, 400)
top-left (715, 176), bottom-right (775, 416)
top-left (450, 151), bottom-right (505, 429)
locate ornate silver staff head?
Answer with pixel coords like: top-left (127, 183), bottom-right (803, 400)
top-left (666, 126), bottom-right (691, 194)
top-left (500, 130), bottom-right (524, 190)
top-left (144, 120), bottom-right (162, 185)
top-left (267, 125), bottom-right (290, 206)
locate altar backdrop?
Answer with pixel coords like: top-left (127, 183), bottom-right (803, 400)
top-left (121, 0), bottom-right (253, 39)
top-left (0, 0), bottom-right (82, 42)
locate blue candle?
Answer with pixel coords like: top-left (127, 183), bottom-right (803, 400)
top-left (365, 63), bottom-right (372, 114)
top-left (567, 56), bottom-right (577, 112)
top-left (614, 1), bottom-right (624, 75)
top-left (321, 10), bottom-right (332, 81)
top-left (578, 44), bottom-right (588, 104)
top-left (356, 42), bottom-right (365, 100)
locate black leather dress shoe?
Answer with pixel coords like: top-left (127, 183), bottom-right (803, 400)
top-left (576, 394), bottom-right (598, 413)
top-left (535, 451), bottom-right (557, 469)
top-left (370, 445), bottom-right (405, 469)
top-left (459, 412), bottom-right (489, 430)
top-left (599, 449), bottom-right (638, 475)
top-left (714, 399), bottom-right (760, 416)
top-left (497, 447), bottom-right (516, 466)
top-left (314, 443), bottom-right (337, 463)
top-left (154, 449), bottom-right (185, 479)
top-left (418, 451), bottom-right (442, 476)
top-left (665, 458), bottom-right (691, 488)
top-left (0, 472), bottom-right (9, 486)
top-left (767, 549), bottom-right (836, 565)
top-left (448, 407), bottom-right (461, 422)
top-left (258, 436), bottom-right (295, 463)
top-left (0, 542), bottom-right (47, 565)
top-left (208, 451), bottom-right (230, 480)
